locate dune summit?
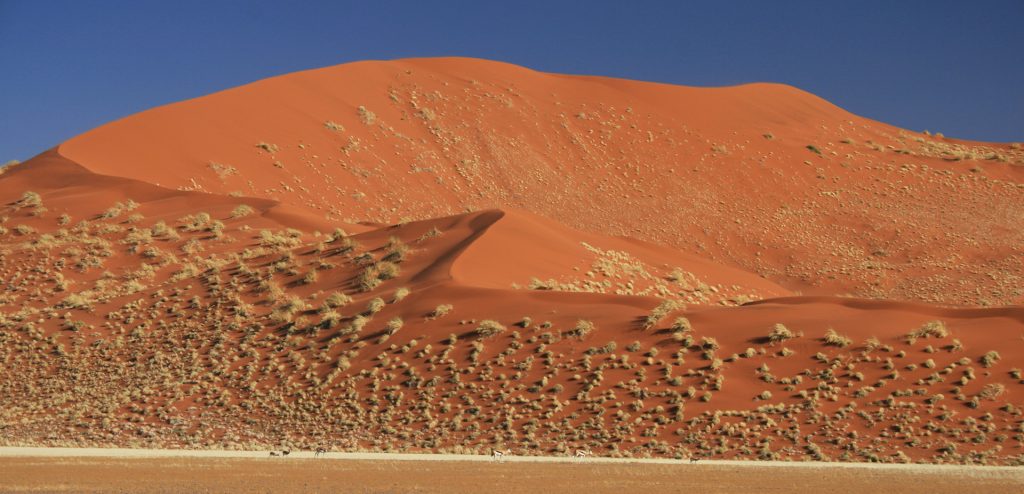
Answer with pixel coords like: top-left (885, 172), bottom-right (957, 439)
top-left (2, 57), bottom-right (1023, 464)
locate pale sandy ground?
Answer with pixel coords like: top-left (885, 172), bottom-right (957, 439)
top-left (2, 447), bottom-right (1023, 493)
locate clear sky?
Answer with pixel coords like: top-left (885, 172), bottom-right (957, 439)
top-left (1, 0), bottom-right (1021, 161)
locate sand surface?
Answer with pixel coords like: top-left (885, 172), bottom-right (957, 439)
top-left (2, 448), bottom-right (1022, 493)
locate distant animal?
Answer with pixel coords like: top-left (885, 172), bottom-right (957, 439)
top-left (281, 450), bottom-right (290, 456)
top-left (574, 450), bottom-right (588, 460)
top-left (315, 447), bottom-right (327, 458)
top-left (689, 457), bottom-right (700, 464)
top-left (269, 451), bottom-right (281, 457)
top-left (491, 449), bottom-right (511, 461)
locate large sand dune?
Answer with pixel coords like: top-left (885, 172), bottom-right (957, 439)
top-left (1, 58), bottom-right (1022, 465)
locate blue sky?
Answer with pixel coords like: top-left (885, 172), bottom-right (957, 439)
top-left (1, 0), bottom-right (1021, 161)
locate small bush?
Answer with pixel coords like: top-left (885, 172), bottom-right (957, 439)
top-left (385, 317), bottom-right (404, 335)
top-left (643, 300), bottom-right (679, 330)
top-left (393, 287), bottom-right (410, 302)
top-left (823, 328), bottom-right (852, 348)
top-left (366, 297), bottom-right (386, 314)
top-left (568, 320), bottom-right (596, 340)
top-left (981, 351), bottom-right (1001, 368)
top-left (767, 323), bottom-right (796, 343)
top-left (324, 292), bottom-right (352, 308)
top-left (429, 304), bottom-right (453, 319)
top-left (256, 142), bottom-right (279, 153)
top-left (231, 204), bottom-right (255, 218)
top-left (19, 191), bottom-right (42, 208)
top-left (475, 320), bottom-right (506, 338)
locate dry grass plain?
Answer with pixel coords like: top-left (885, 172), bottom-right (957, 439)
top-left (2, 451), bottom-right (1023, 494)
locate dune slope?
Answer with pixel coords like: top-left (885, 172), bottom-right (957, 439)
top-left (58, 57), bottom-right (1024, 305)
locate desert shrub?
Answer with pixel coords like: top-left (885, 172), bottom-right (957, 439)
top-left (324, 292), bottom-right (352, 308)
top-left (181, 238), bottom-right (203, 255)
top-left (376, 261), bottom-right (400, 279)
top-left (366, 297), bottom-right (386, 314)
top-left (320, 311), bottom-right (341, 328)
top-left (475, 320), bottom-right (506, 338)
top-left (429, 304), bottom-right (453, 319)
top-left (325, 121), bottom-right (345, 132)
top-left (643, 300), bottom-right (679, 330)
top-left (671, 317), bottom-right (692, 332)
top-left (342, 315), bottom-right (369, 336)
top-left (13, 224), bottom-right (35, 235)
top-left (568, 320), bottom-right (596, 340)
top-left (907, 320), bottom-right (948, 343)
top-left (259, 229), bottom-right (302, 249)
top-left (385, 317), bottom-right (404, 335)
top-left (393, 287), bottom-right (410, 302)
top-left (256, 142), bottom-right (279, 153)
top-left (768, 323), bottom-right (797, 343)
top-left (823, 328), bottom-right (852, 348)
top-left (19, 191), bottom-right (42, 208)
top-left (357, 106), bottom-right (376, 124)
top-left (59, 293), bottom-right (92, 310)
top-left (357, 268), bottom-right (382, 292)
top-left (231, 204), bottom-right (255, 218)
top-left (979, 383), bottom-right (1006, 400)
top-left (329, 227), bottom-right (348, 243)
top-left (382, 237), bottom-right (409, 262)
top-left (981, 351), bottom-right (1001, 368)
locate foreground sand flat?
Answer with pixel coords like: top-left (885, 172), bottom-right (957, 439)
top-left (2, 448), bottom-right (1023, 494)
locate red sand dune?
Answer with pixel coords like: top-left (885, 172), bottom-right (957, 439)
top-left (58, 57), bottom-right (1024, 305)
top-left (2, 57), bottom-right (1023, 464)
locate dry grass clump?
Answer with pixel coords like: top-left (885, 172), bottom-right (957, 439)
top-left (230, 204), bottom-right (255, 218)
top-left (259, 229), bottom-right (303, 249)
top-left (567, 320), bottom-right (596, 340)
top-left (101, 200), bottom-right (139, 219)
top-left (643, 300), bottom-right (679, 330)
top-left (428, 304), bottom-right (453, 319)
top-left (980, 351), bottom-right (1001, 368)
top-left (382, 237), bottom-right (409, 262)
top-left (393, 287), bottom-right (410, 302)
top-left (384, 317), bottom-right (404, 335)
top-left (256, 142), bottom-right (279, 153)
top-left (357, 106), bottom-right (376, 124)
top-left (767, 323), bottom-right (798, 343)
top-left (18, 191), bottom-right (42, 208)
top-left (823, 328), bottom-right (852, 348)
top-left (475, 320), bottom-right (506, 338)
top-left (324, 121), bottom-right (345, 132)
top-left (358, 261), bottom-right (400, 291)
top-left (365, 297), bottom-right (386, 315)
top-left (324, 292), bottom-right (352, 308)
top-left (907, 320), bottom-right (948, 343)
top-left (978, 383), bottom-right (1005, 400)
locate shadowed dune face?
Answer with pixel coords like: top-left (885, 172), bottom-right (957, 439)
top-left (2, 58), bottom-right (1024, 465)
